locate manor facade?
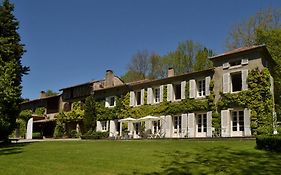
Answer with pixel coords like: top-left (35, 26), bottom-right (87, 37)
top-left (20, 45), bottom-right (275, 139)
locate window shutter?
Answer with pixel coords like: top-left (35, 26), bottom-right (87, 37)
top-left (181, 114), bottom-right (188, 137)
top-left (205, 76), bottom-right (211, 96)
top-left (96, 121), bottom-right (102, 132)
top-left (26, 118), bottom-right (33, 139)
top-left (207, 111), bottom-right (212, 137)
top-left (241, 58), bottom-right (248, 65)
top-left (129, 91), bottom-right (135, 106)
top-left (242, 70), bottom-right (248, 90)
top-left (221, 110), bottom-right (230, 137)
top-left (147, 88), bottom-right (153, 104)
top-left (160, 116), bottom-right (166, 136)
top-left (105, 97), bottom-right (109, 107)
top-left (223, 62), bottom-right (230, 69)
top-left (167, 84), bottom-right (173, 101)
top-left (189, 79), bottom-right (196, 98)
top-left (141, 89), bottom-right (145, 105)
top-left (166, 115), bottom-right (172, 138)
top-left (145, 120), bottom-right (152, 132)
top-left (188, 113), bottom-right (195, 138)
top-left (160, 85), bottom-right (164, 102)
top-left (223, 73), bottom-right (230, 93)
top-left (244, 108), bottom-right (251, 136)
top-left (109, 120), bottom-right (115, 137)
top-left (181, 81), bottom-right (186, 99)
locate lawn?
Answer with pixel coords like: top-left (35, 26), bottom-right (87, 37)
top-left (0, 139), bottom-right (280, 175)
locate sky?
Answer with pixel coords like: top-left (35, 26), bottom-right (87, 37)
top-left (10, 0), bottom-right (281, 100)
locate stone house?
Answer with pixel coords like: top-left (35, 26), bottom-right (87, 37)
top-left (21, 45), bottom-right (276, 139)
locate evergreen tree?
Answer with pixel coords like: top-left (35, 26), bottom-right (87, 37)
top-left (83, 95), bottom-right (96, 132)
top-left (0, 0), bottom-right (29, 140)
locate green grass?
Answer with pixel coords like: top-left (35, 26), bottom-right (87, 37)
top-left (0, 139), bottom-right (281, 175)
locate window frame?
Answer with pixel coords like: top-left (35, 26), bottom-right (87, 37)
top-left (101, 121), bottom-right (108, 131)
top-left (197, 79), bottom-right (206, 97)
top-left (230, 71), bottom-right (242, 93)
top-left (173, 115), bottom-right (182, 133)
top-left (105, 96), bottom-right (116, 108)
top-left (135, 91), bottom-right (142, 106)
top-left (173, 83), bottom-right (182, 101)
top-left (197, 113), bottom-right (207, 133)
top-left (231, 110), bottom-right (244, 132)
top-left (153, 87), bottom-right (160, 103)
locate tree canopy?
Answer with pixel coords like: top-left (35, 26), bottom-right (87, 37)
top-left (0, 0), bottom-right (29, 140)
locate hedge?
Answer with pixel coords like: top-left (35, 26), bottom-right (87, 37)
top-left (81, 131), bottom-right (109, 140)
top-left (256, 135), bottom-right (281, 152)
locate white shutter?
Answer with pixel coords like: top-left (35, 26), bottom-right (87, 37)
top-left (221, 110), bottom-right (230, 137)
top-left (205, 76), bottom-right (211, 96)
top-left (242, 70), bottom-right (248, 90)
top-left (241, 58), bottom-right (248, 65)
top-left (166, 115), bottom-right (172, 138)
top-left (181, 114), bottom-right (188, 137)
top-left (160, 85), bottom-right (164, 102)
top-left (105, 97), bottom-right (109, 107)
top-left (189, 79), bottom-right (196, 98)
top-left (109, 120), bottom-right (115, 137)
top-left (96, 121), bottom-right (102, 132)
top-left (181, 81), bottom-right (186, 99)
top-left (128, 122), bottom-right (133, 135)
top-left (160, 116), bottom-right (166, 137)
top-left (223, 73), bottom-right (230, 93)
top-left (26, 118), bottom-right (33, 139)
top-left (207, 111), bottom-right (212, 137)
top-left (141, 89), bottom-right (145, 105)
top-left (244, 108), bottom-right (251, 136)
top-left (147, 88), bottom-right (153, 104)
top-left (188, 113), bottom-right (195, 138)
top-left (223, 62), bottom-right (230, 69)
top-left (129, 91), bottom-right (135, 106)
top-left (167, 84), bottom-right (173, 101)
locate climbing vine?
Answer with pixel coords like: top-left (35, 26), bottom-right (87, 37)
top-left (217, 68), bottom-right (274, 135)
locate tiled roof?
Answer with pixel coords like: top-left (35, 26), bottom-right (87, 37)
top-left (209, 44), bottom-right (266, 60)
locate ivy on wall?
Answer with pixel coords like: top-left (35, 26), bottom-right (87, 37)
top-left (217, 68), bottom-right (274, 135)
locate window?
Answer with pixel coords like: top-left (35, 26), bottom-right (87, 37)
top-left (105, 96), bottom-right (116, 107)
top-left (232, 110), bottom-right (244, 132)
top-left (135, 122), bottom-right (141, 135)
top-left (109, 96), bottom-right (115, 107)
top-left (197, 80), bottom-right (206, 97)
top-left (101, 121), bottom-right (107, 131)
top-left (231, 72), bottom-right (242, 92)
top-left (152, 120), bottom-right (160, 134)
top-left (197, 114), bottom-right (207, 133)
top-left (173, 116), bottom-right (182, 133)
top-left (136, 91), bottom-right (141, 106)
top-left (174, 84), bottom-right (181, 100)
top-left (154, 88), bottom-right (160, 103)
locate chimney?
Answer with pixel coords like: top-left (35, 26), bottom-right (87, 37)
top-left (40, 91), bottom-right (46, 98)
top-left (105, 70), bottom-right (114, 88)
top-left (168, 67), bottom-right (174, 77)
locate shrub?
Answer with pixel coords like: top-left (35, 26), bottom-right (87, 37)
top-left (69, 130), bottom-right (81, 138)
top-left (32, 132), bottom-right (43, 139)
top-left (256, 135), bottom-right (281, 152)
top-left (81, 131), bottom-right (109, 140)
top-left (53, 122), bottom-right (65, 138)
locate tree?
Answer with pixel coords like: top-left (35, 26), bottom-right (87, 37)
top-left (44, 89), bottom-right (58, 97)
top-left (193, 48), bottom-right (213, 71)
top-left (128, 50), bottom-right (150, 79)
top-left (148, 53), bottom-right (166, 79)
top-left (83, 95), bottom-right (96, 132)
top-left (226, 7), bottom-right (281, 50)
top-left (0, 0), bottom-right (29, 140)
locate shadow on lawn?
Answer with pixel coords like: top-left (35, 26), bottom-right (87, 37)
top-left (0, 142), bottom-right (31, 156)
top-left (130, 146), bottom-right (281, 175)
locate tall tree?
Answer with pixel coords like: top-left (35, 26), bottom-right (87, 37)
top-left (193, 48), bottom-right (213, 71)
top-left (226, 7), bottom-right (281, 50)
top-left (83, 95), bottom-right (96, 133)
top-left (0, 0), bottom-right (29, 140)
top-left (148, 53), bottom-right (166, 79)
top-left (128, 50), bottom-right (150, 79)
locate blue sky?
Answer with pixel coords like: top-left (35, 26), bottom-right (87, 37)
top-left (11, 0), bottom-right (281, 100)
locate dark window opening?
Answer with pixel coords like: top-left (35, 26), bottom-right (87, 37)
top-left (136, 91), bottom-right (141, 105)
top-left (109, 97), bottom-right (115, 106)
top-left (174, 84), bottom-right (181, 100)
top-left (229, 60), bottom-right (241, 67)
top-left (231, 72), bottom-right (242, 92)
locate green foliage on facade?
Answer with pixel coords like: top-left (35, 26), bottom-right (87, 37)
top-left (35, 107), bottom-right (45, 115)
top-left (217, 68), bottom-right (274, 135)
top-left (83, 95), bottom-right (97, 132)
